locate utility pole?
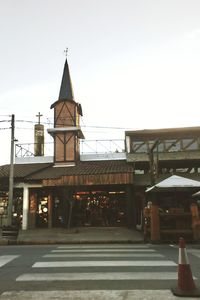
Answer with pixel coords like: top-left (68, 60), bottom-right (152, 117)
top-left (7, 114), bottom-right (15, 226)
top-left (149, 140), bottom-right (159, 186)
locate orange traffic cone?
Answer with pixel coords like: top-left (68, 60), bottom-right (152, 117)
top-left (171, 237), bottom-right (200, 297)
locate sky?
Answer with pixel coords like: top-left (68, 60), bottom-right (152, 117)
top-left (1, 0), bottom-right (200, 165)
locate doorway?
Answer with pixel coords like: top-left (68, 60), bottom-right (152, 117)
top-left (73, 190), bottom-right (126, 227)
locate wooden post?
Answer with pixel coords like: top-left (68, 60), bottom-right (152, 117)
top-left (190, 203), bottom-right (200, 241)
top-left (29, 191), bottom-right (37, 229)
top-left (150, 204), bottom-right (160, 242)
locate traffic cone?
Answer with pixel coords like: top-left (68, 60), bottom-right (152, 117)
top-left (171, 237), bottom-right (200, 297)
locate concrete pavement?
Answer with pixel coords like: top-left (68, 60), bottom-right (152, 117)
top-left (2, 290), bottom-right (198, 300)
top-left (0, 227), bottom-right (144, 245)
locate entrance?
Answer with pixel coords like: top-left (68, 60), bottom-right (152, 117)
top-left (73, 190), bottom-right (126, 227)
top-left (34, 188), bottom-right (127, 228)
top-left (36, 195), bottom-right (48, 228)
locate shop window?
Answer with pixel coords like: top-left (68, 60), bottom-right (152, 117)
top-left (0, 190), bottom-right (23, 227)
top-left (36, 196), bottom-right (48, 227)
top-left (73, 191), bottom-right (126, 227)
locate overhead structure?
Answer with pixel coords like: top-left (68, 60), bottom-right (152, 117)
top-left (146, 175), bottom-right (200, 193)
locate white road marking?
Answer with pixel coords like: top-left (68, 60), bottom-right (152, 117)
top-left (52, 249), bottom-right (156, 253)
top-left (0, 290), bottom-right (187, 299)
top-left (57, 245), bottom-right (150, 249)
top-left (44, 253), bottom-right (164, 258)
top-left (188, 249), bottom-right (200, 258)
top-left (16, 271), bottom-right (179, 281)
top-left (33, 260), bottom-right (177, 267)
top-left (0, 255), bottom-right (19, 267)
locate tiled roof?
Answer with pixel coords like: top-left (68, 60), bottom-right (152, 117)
top-left (26, 160), bottom-right (134, 180)
top-left (0, 163), bottom-right (52, 179)
top-left (0, 161), bottom-right (133, 182)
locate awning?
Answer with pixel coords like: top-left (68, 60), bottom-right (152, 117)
top-left (146, 175), bottom-right (200, 193)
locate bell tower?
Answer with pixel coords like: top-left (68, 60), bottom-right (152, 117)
top-left (48, 57), bottom-right (84, 166)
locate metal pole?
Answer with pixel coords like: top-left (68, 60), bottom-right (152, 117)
top-left (7, 114), bottom-right (15, 226)
top-left (149, 140), bottom-right (159, 186)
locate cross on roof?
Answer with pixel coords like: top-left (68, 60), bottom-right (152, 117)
top-left (36, 112), bottom-right (43, 124)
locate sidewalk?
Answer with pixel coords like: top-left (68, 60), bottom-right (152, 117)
top-left (0, 227), bottom-right (144, 245)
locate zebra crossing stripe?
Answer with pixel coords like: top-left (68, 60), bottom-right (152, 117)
top-left (33, 260), bottom-right (176, 268)
top-left (16, 271), bottom-right (179, 281)
top-left (0, 290), bottom-right (186, 299)
top-left (57, 245), bottom-right (150, 249)
top-left (52, 249), bottom-right (156, 253)
top-left (188, 249), bottom-right (200, 258)
top-left (0, 255), bottom-right (19, 267)
top-left (44, 253), bottom-right (164, 258)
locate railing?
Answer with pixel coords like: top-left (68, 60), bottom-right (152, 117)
top-left (15, 139), bottom-right (125, 158)
top-left (80, 139), bottom-right (124, 154)
top-left (129, 138), bottom-right (200, 154)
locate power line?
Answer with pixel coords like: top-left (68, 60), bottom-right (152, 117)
top-left (15, 120), bottom-right (131, 130)
top-left (0, 117), bottom-right (133, 131)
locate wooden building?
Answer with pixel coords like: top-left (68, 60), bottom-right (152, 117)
top-left (125, 128), bottom-right (200, 241)
top-left (0, 58), bottom-right (135, 230)
top-left (0, 57), bottom-right (200, 242)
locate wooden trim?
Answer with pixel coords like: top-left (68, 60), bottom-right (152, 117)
top-left (55, 102), bottom-right (65, 124)
top-left (43, 172), bottom-right (133, 187)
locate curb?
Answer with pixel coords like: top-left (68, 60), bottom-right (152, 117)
top-left (0, 239), bottom-right (145, 246)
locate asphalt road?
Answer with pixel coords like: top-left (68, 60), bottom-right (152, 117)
top-left (0, 243), bottom-right (200, 299)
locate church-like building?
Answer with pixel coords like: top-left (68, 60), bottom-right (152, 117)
top-left (0, 58), bottom-right (136, 230)
top-left (1, 57), bottom-right (200, 242)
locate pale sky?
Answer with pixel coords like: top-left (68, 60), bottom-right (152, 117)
top-left (1, 0), bottom-right (200, 165)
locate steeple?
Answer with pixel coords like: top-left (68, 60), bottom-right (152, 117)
top-left (48, 55), bottom-right (84, 166)
top-left (51, 58), bottom-right (75, 109)
top-left (58, 58), bottom-right (74, 101)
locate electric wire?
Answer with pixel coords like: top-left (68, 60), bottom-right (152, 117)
top-left (15, 119), bottom-right (131, 130)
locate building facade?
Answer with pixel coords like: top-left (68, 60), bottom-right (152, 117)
top-left (0, 58), bottom-right (135, 230)
top-left (1, 58), bottom-right (200, 241)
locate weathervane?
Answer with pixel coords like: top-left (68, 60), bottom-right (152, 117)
top-left (64, 47), bottom-right (68, 57)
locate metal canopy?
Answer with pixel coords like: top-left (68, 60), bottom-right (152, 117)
top-left (146, 175), bottom-right (200, 193)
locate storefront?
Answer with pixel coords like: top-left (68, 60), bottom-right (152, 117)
top-left (27, 185), bottom-right (131, 229)
top-left (0, 190), bottom-right (23, 227)
top-left (72, 190), bottom-right (126, 227)
top-left (144, 175), bottom-right (200, 242)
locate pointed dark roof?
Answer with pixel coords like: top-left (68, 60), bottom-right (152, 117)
top-left (51, 58), bottom-right (74, 109)
top-left (58, 58), bottom-right (74, 101)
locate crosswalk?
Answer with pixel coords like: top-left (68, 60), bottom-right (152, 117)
top-left (188, 248), bottom-right (200, 259)
top-left (0, 244), bottom-right (193, 299)
top-left (15, 244), bottom-right (178, 282)
top-left (0, 255), bottom-right (19, 267)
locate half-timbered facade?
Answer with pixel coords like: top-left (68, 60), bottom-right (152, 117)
top-left (125, 127), bottom-right (200, 185)
top-left (48, 58), bottom-right (84, 165)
